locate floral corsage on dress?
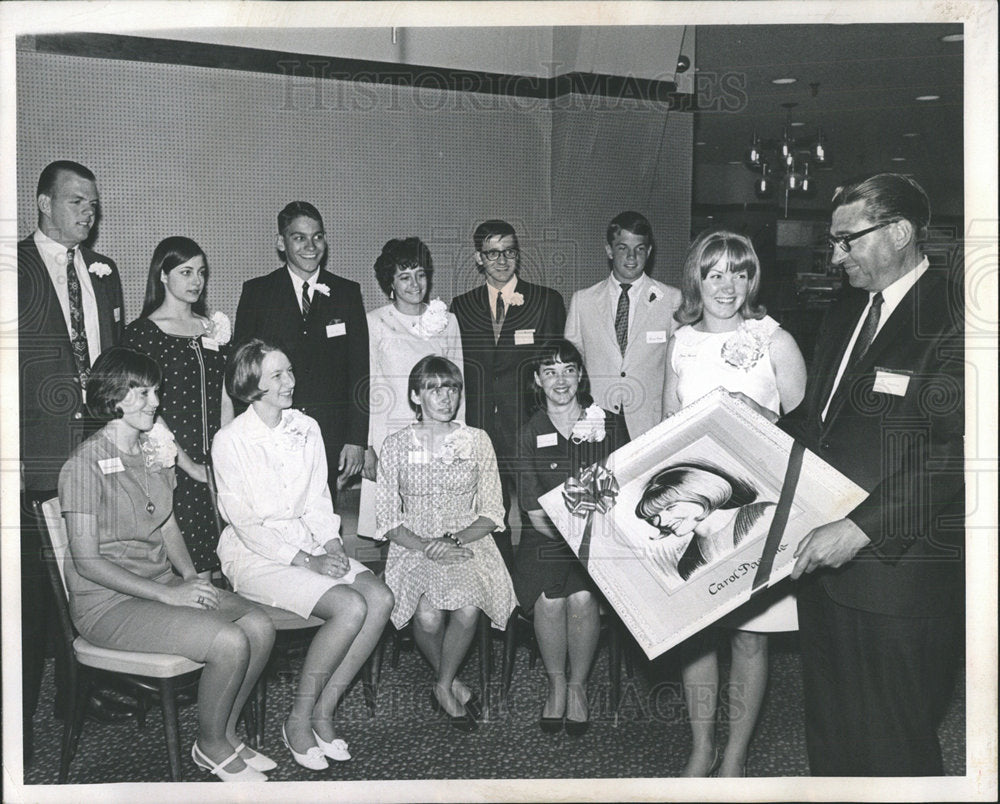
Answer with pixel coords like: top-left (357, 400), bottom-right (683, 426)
top-left (720, 318), bottom-right (771, 371)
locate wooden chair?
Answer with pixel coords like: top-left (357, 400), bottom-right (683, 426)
top-left (35, 498), bottom-right (203, 782)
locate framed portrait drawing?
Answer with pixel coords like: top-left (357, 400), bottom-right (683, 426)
top-left (539, 389), bottom-right (868, 659)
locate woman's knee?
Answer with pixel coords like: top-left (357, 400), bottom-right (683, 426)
top-left (365, 577), bottom-right (395, 619)
top-left (413, 599), bottom-right (444, 631)
top-left (731, 629), bottom-right (768, 658)
top-left (206, 622), bottom-right (251, 665)
top-left (451, 606), bottom-right (480, 628)
top-left (565, 591), bottom-right (596, 615)
top-left (239, 607), bottom-right (276, 649)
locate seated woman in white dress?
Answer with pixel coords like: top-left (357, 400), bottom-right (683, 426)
top-left (212, 339), bottom-right (394, 771)
top-left (375, 355), bottom-right (516, 732)
top-left (660, 230), bottom-right (806, 777)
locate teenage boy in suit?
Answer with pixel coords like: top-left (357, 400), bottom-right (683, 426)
top-left (234, 202), bottom-right (368, 495)
top-left (565, 210), bottom-right (682, 439)
top-left (18, 160), bottom-right (128, 761)
top-left (451, 219), bottom-right (566, 569)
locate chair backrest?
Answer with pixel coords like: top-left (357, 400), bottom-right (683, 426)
top-left (39, 497), bottom-right (71, 598)
top-left (34, 497), bottom-right (81, 657)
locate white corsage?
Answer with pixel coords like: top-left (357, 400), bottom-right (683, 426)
top-left (570, 405), bottom-right (607, 443)
top-left (416, 298), bottom-right (450, 338)
top-left (721, 319), bottom-right (771, 371)
top-left (276, 410), bottom-right (310, 451)
top-left (141, 421), bottom-right (177, 470)
top-left (439, 427), bottom-right (476, 464)
top-left (88, 261), bottom-right (113, 278)
top-left (313, 282), bottom-right (331, 297)
top-left (205, 310), bottom-right (232, 344)
top-left (648, 286), bottom-right (663, 303)
top-left (507, 291), bottom-right (525, 307)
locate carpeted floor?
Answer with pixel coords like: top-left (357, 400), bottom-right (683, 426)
top-left (21, 629), bottom-right (965, 785)
top-left (19, 487), bottom-right (967, 786)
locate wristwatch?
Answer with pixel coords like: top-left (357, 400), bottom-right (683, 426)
top-left (444, 531), bottom-right (463, 547)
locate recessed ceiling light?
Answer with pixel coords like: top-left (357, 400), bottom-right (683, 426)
top-left (939, 33), bottom-right (963, 43)
top-left (771, 77), bottom-right (797, 85)
top-left (902, 132), bottom-right (920, 138)
top-left (727, 160), bottom-right (742, 165)
top-left (695, 141), bottom-right (707, 146)
top-left (890, 157), bottom-right (907, 162)
top-left (915, 95), bottom-right (940, 101)
top-left (790, 121), bottom-right (805, 128)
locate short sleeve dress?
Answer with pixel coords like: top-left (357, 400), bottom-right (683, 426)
top-left (57, 429), bottom-right (255, 661)
top-left (512, 407), bottom-right (629, 613)
top-left (671, 315), bottom-right (797, 632)
top-left (374, 423), bottom-right (516, 629)
top-left (124, 316), bottom-right (228, 572)
top-left (357, 302), bottom-right (464, 538)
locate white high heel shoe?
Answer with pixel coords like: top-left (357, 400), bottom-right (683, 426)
top-left (312, 729), bottom-right (351, 761)
top-left (282, 721), bottom-right (329, 770)
top-left (233, 742), bottom-right (278, 772)
top-left (191, 741), bottom-right (267, 782)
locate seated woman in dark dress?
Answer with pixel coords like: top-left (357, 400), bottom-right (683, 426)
top-left (57, 347), bottom-right (275, 782)
top-left (512, 338), bottom-right (629, 735)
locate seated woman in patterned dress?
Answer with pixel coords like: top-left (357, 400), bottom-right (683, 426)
top-left (212, 339), bottom-right (394, 771)
top-left (375, 355), bottom-right (516, 731)
top-left (512, 338), bottom-right (629, 735)
top-left (58, 347), bottom-right (275, 782)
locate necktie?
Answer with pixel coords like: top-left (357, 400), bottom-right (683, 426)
top-left (614, 283), bottom-right (632, 356)
top-left (301, 280), bottom-right (311, 321)
top-left (65, 248), bottom-right (91, 384)
top-left (493, 293), bottom-right (505, 342)
top-left (846, 291), bottom-right (884, 371)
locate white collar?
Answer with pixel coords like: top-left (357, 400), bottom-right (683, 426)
top-left (286, 265), bottom-right (320, 292)
top-left (876, 256), bottom-right (929, 312)
top-left (486, 275), bottom-right (520, 304)
top-left (34, 228), bottom-right (82, 261)
top-left (606, 272), bottom-right (649, 296)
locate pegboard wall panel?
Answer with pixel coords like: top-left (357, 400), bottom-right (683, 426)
top-left (17, 49), bottom-right (691, 324)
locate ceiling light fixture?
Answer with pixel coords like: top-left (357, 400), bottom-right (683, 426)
top-left (939, 33), bottom-right (963, 43)
top-left (902, 132), bottom-right (920, 138)
top-left (771, 77), bottom-right (797, 84)
top-left (890, 157), bottom-right (907, 162)
top-left (915, 94), bottom-right (941, 101)
top-left (743, 102), bottom-right (830, 216)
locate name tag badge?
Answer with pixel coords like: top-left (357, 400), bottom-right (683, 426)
top-left (873, 368), bottom-right (911, 396)
top-left (113, 307), bottom-right (121, 322)
top-left (201, 337), bottom-right (219, 351)
top-left (408, 450), bottom-right (430, 464)
top-left (326, 322), bottom-right (347, 338)
top-left (646, 330), bottom-right (667, 344)
top-left (514, 329), bottom-right (535, 346)
top-left (98, 457), bottom-right (125, 475)
top-left (537, 432), bottom-right (558, 448)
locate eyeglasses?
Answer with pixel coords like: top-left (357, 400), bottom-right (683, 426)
top-left (827, 222), bottom-right (893, 253)
top-left (480, 247), bottom-right (519, 262)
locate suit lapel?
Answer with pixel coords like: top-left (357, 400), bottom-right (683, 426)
top-left (599, 280), bottom-right (618, 352)
top-left (80, 247), bottom-right (115, 350)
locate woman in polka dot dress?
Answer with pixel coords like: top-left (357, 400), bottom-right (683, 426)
top-left (124, 236), bottom-right (233, 573)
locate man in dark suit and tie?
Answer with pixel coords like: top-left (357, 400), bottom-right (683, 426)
top-left (451, 220), bottom-right (566, 570)
top-left (789, 173), bottom-right (964, 776)
top-left (234, 201), bottom-right (368, 495)
top-left (18, 160), bottom-right (127, 760)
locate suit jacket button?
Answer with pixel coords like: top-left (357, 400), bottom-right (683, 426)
top-left (620, 371), bottom-right (626, 377)
top-left (73, 412), bottom-right (83, 420)
top-left (821, 440), bottom-right (831, 450)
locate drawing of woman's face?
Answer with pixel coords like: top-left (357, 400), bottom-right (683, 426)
top-left (647, 499), bottom-right (705, 539)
